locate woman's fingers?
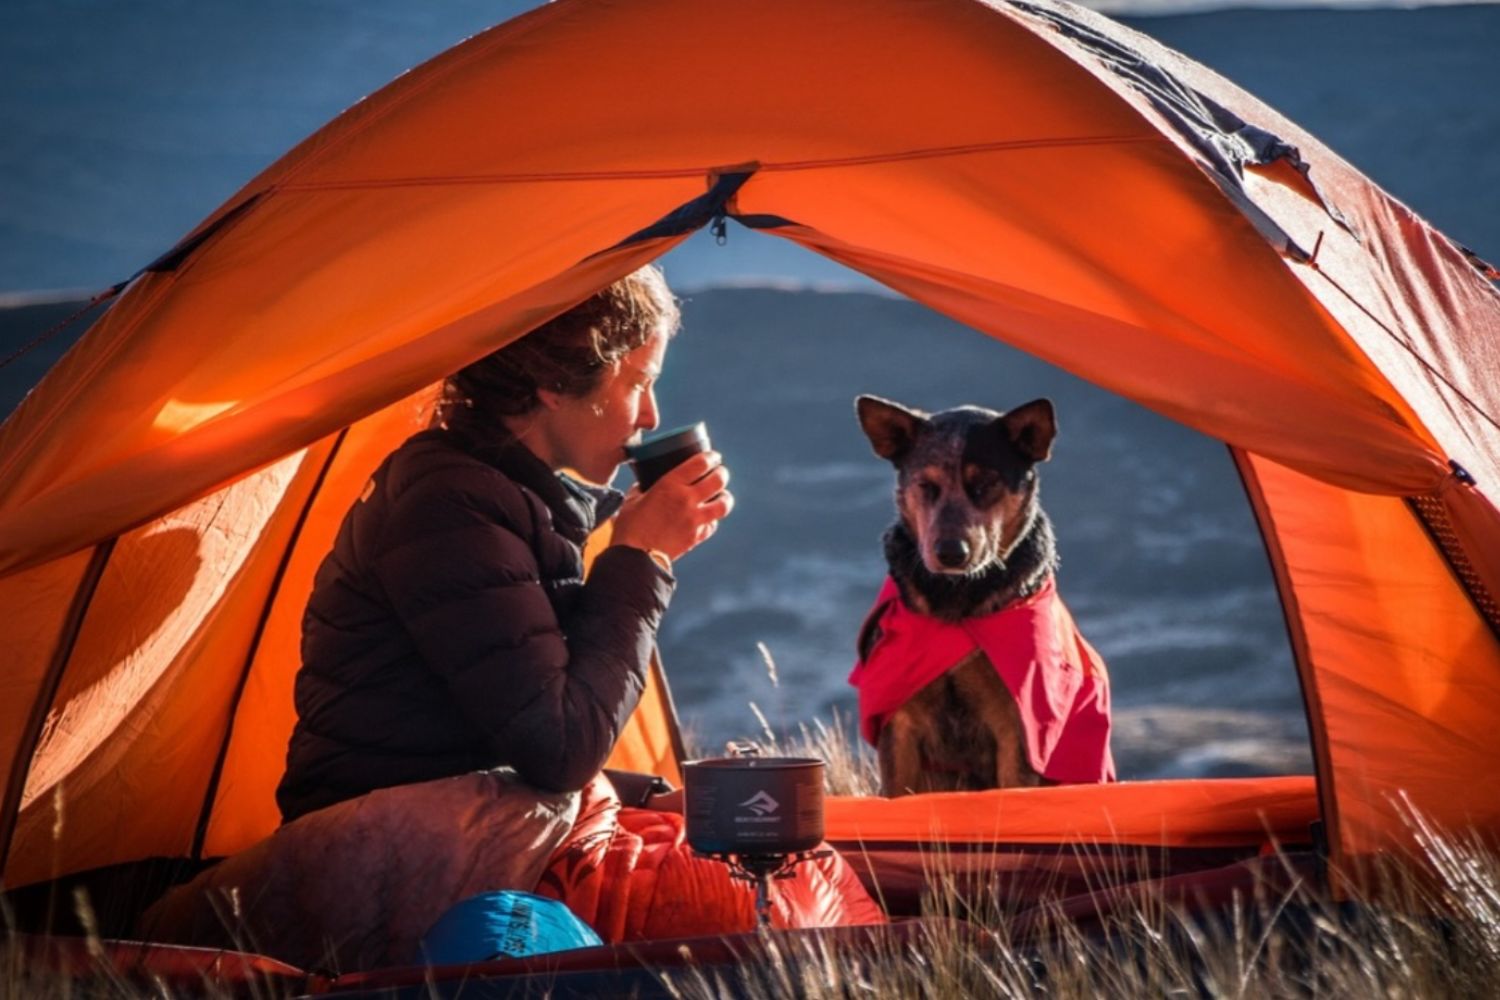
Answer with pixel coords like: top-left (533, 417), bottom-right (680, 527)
top-left (656, 450), bottom-right (720, 487)
top-left (701, 488), bottom-right (734, 522)
top-left (613, 451), bottom-right (733, 559)
top-left (689, 492), bottom-right (732, 548)
top-left (689, 464), bottom-right (730, 501)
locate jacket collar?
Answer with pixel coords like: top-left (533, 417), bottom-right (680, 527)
top-left (438, 429), bottom-right (623, 544)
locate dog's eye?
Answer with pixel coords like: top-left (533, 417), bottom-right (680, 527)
top-left (969, 473), bottom-right (999, 494)
top-left (918, 481), bottom-right (941, 501)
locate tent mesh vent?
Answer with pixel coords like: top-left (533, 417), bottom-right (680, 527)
top-left (1409, 495), bottom-right (1500, 635)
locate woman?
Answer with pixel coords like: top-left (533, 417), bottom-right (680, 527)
top-left (277, 265), bottom-right (730, 822)
top-left (261, 266), bottom-right (881, 948)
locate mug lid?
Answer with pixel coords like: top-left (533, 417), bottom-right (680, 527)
top-left (625, 422), bottom-right (708, 461)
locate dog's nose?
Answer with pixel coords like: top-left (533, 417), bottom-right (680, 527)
top-left (935, 538), bottom-right (970, 568)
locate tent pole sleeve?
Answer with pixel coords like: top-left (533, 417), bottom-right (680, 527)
top-left (1230, 447), bottom-right (1339, 888)
top-left (139, 193), bottom-right (264, 277)
top-left (0, 540), bottom-right (116, 879)
top-left (190, 430), bottom-right (349, 859)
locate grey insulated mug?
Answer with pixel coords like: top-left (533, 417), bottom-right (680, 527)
top-left (625, 422), bottom-right (710, 491)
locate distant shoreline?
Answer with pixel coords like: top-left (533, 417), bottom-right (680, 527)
top-left (0, 289), bottom-right (99, 310)
top-left (1098, 0), bottom-right (1498, 15)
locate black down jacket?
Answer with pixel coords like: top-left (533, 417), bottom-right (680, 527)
top-left (276, 429), bottom-right (674, 823)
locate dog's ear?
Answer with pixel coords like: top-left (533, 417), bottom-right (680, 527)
top-left (1001, 398), bottom-right (1056, 463)
top-left (856, 395), bottom-right (929, 463)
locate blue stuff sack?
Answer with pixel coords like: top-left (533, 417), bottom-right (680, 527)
top-left (417, 890), bottom-right (603, 966)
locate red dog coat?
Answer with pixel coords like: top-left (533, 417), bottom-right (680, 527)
top-left (848, 576), bottom-right (1115, 783)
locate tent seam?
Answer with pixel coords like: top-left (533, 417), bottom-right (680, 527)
top-left (189, 430), bottom-right (350, 860)
top-left (1303, 264), bottom-right (1500, 440)
top-left (0, 540), bottom-right (116, 878)
top-left (271, 135), bottom-right (1163, 191)
top-left (267, 4), bottom-right (574, 191)
top-left (1231, 450), bottom-right (1340, 890)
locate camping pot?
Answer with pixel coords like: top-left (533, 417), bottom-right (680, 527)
top-left (683, 756), bottom-right (825, 855)
top-left (625, 422), bottom-right (710, 491)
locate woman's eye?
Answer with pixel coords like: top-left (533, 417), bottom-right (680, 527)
top-left (918, 481), bottom-right (941, 501)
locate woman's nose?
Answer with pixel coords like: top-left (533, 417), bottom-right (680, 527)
top-left (638, 388), bottom-right (661, 431)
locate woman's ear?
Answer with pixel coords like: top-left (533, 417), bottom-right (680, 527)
top-left (535, 386), bottom-right (566, 412)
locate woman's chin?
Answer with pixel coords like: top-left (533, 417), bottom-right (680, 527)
top-left (573, 465), bottom-right (622, 489)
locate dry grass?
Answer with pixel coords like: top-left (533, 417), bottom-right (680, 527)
top-left (11, 834), bottom-right (1500, 998)
top-left (7, 714), bottom-right (1500, 998)
top-left (693, 641), bottom-right (881, 796)
top-left (659, 823), bottom-right (1500, 999)
top-left (681, 709), bottom-right (1500, 999)
top-left (717, 705), bottom-right (880, 798)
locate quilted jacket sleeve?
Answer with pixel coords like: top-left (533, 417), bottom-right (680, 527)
top-left (369, 462), bottom-right (673, 793)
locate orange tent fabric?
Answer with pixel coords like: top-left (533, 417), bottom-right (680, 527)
top-left (825, 776), bottom-right (1318, 849)
top-left (2, 0), bottom-right (1497, 899)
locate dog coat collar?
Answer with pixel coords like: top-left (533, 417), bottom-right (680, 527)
top-left (848, 576), bottom-right (1115, 784)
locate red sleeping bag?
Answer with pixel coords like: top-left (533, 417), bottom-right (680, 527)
top-left (535, 776), bottom-right (886, 940)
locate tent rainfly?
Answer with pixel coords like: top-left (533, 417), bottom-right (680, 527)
top-left (2, 0), bottom-right (1498, 902)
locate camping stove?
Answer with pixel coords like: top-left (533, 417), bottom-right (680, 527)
top-left (683, 744), bottom-right (829, 930)
top-left (699, 847), bottom-right (833, 930)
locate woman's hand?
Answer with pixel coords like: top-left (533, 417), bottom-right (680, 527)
top-left (611, 451), bottom-right (733, 562)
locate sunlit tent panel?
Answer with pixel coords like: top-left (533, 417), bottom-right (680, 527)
top-left (194, 394), bottom-right (438, 857)
top-left (5, 451), bottom-right (322, 887)
top-left (1239, 452), bottom-right (1500, 883)
top-left (1, 0), bottom-right (1497, 896)
top-left (0, 550), bottom-right (97, 843)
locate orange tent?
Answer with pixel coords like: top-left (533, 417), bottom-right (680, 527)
top-left (2, 0), bottom-right (1497, 905)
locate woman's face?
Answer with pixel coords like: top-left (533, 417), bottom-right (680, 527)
top-left (548, 327), bottom-right (669, 485)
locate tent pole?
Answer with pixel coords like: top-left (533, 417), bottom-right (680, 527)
top-left (649, 653), bottom-right (689, 769)
top-left (0, 540), bottom-right (116, 880)
top-left (189, 430), bottom-right (349, 860)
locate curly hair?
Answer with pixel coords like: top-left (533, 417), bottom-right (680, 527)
top-left (437, 265), bottom-right (679, 448)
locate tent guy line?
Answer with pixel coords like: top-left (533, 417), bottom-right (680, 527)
top-left (0, 288), bottom-right (120, 373)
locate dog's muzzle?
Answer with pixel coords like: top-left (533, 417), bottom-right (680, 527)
top-left (935, 538), bottom-right (970, 569)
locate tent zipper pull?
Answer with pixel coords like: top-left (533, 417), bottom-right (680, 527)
top-left (711, 211), bottom-right (728, 246)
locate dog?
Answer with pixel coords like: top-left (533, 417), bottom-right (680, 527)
top-left (848, 395), bottom-right (1114, 797)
